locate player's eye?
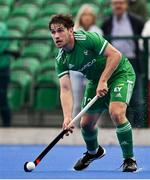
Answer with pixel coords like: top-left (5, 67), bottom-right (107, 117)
top-left (57, 28), bottom-right (64, 33)
top-left (50, 28), bottom-right (65, 34)
top-left (51, 30), bottom-right (55, 34)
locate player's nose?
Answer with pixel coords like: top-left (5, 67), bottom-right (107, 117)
top-left (54, 32), bottom-right (60, 39)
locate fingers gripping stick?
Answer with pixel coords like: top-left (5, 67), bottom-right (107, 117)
top-left (24, 95), bottom-right (99, 172)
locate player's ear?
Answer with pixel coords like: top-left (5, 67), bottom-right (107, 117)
top-left (68, 27), bottom-right (74, 34)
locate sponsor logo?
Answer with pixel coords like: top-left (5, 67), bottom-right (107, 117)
top-left (121, 141), bottom-right (128, 145)
top-left (69, 64), bottom-right (74, 69)
top-left (78, 59), bottom-right (96, 72)
top-left (84, 50), bottom-right (88, 56)
top-left (84, 159), bottom-right (93, 165)
top-left (115, 93), bottom-right (122, 98)
top-left (114, 86), bottom-right (122, 92)
top-left (62, 57), bottom-right (67, 64)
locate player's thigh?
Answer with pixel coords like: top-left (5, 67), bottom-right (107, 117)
top-left (82, 81), bottom-right (108, 114)
top-left (110, 75), bottom-right (135, 105)
top-left (109, 74), bottom-right (135, 124)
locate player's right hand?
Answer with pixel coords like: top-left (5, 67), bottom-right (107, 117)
top-left (96, 80), bottom-right (108, 97)
top-left (63, 117), bottom-right (74, 136)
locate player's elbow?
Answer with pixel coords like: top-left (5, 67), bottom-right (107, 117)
top-left (116, 51), bottom-right (122, 61)
top-left (60, 83), bottom-right (72, 99)
top-left (61, 84), bottom-right (71, 92)
top-left (104, 43), bottom-right (122, 61)
top-left (111, 49), bottom-right (122, 62)
top-left (59, 74), bottom-right (72, 93)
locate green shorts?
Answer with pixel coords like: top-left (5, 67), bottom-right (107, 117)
top-left (82, 72), bottom-right (136, 113)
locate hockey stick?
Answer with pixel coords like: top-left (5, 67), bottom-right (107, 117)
top-left (24, 95), bottom-right (99, 172)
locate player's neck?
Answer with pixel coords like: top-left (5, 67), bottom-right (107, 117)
top-left (63, 35), bottom-right (75, 52)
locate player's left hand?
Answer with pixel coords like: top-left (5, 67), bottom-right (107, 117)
top-left (63, 117), bottom-right (74, 136)
top-left (96, 81), bottom-right (108, 97)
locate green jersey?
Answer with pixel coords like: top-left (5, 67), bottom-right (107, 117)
top-left (55, 30), bottom-right (134, 82)
top-left (55, 30), bottom-right (136, 113)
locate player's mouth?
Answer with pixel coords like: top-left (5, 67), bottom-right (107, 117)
top-left (56, 40), bottom-right (62, 45)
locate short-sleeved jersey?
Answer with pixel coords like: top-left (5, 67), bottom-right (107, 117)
top-left (55, 30), bottom-right (134, 83)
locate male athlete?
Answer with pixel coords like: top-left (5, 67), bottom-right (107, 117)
top-left (49, 14), bottom-right (137, 172)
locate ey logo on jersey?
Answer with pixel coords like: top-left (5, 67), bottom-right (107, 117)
top-left (114, 86), bottom-right (122, 92)
top-left (114, 84), bottom-right (124, 98)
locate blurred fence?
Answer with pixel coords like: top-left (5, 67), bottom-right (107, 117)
top-left (0, 36), bottom-right (149, 128)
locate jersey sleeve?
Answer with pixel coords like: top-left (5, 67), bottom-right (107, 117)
top-left (55, 50), bottom-right (69, 78)
top-left (86, 32), bottom-right (108, 56)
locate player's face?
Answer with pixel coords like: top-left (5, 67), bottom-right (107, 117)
top-left (50, 23), bottom-right (72, 48)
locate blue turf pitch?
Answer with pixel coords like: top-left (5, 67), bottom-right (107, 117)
top-left (0, 145), bottom-right (150, 179)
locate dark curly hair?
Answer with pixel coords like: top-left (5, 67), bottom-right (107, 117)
top-left (49, 14), bottom-right (74, 30)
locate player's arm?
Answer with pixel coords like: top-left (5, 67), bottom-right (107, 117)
top-left (96, 43), bottom-right (122, 97)
top-left (59, 74), bottom-right (74, 134)
top-left (85, 32), bottom-right (121, 97)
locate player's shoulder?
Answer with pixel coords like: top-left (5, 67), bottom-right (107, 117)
top-left (74, 30), bottom-right (96, 39)
top-left (74, 30), bottom-right (102, 42)
top-left (74, 30), bottom-right (87, 41)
